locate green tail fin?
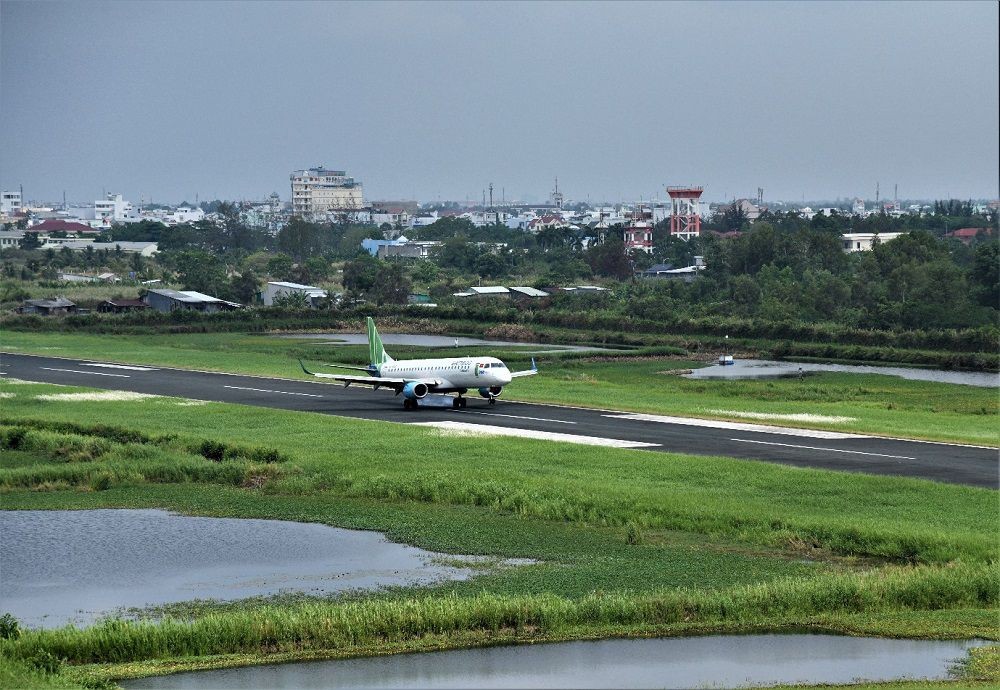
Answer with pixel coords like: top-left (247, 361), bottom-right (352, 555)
top-left (367, 317), bottom-right (394, 366)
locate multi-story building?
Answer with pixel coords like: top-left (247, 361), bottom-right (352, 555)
top-left (623, 205), bottom-right (654, 253)
top-left (290, 167), bottom-right (364, 217)
top-left (1, 190), bottom-right (22, 217)
top-left (94, 194), bottom-right (138, 226)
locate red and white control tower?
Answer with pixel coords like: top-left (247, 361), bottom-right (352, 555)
top-left (667, 186), bottom-right (703, 240)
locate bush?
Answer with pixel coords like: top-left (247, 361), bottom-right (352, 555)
top-left (0, 613), bottom-right (20, 640)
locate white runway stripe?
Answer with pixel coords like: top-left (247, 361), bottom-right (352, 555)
top-left (40, 367), bottom-right (130, 378)
top-left (79, 362), bottom-right (158, 371)
top-left (607, 413), bottom-right (870, 440)
top-left (731, 438), bottom-right (916, 460)
top-left (223, 385), bottom-right (323, 398)
top-left (411, 421), bottom-right (658, 448)
top-left (456, 411), bottom-right (577, 424)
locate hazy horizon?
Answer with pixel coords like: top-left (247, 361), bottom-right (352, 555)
top-left (2, 1), bottom-right (998, 205)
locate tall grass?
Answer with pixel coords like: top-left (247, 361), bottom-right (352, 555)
top-left (0, 423), bottom-right (288, 491)
top-left (308, 470), bottom-right (995, 563)
top-left (3, 562), bottom-right (995, 665)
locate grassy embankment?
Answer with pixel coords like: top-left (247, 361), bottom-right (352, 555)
top-left (0, 376), bottom-right (997, 685)
top-left (1, 330), bottom-right (996, 445)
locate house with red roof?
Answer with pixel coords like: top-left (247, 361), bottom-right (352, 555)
top-left (945, 227), bottom-right (992, 245)
top-left (26, 219), bottom-right (101, 236)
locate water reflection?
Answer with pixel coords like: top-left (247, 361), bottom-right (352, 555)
top-left (123, 634), bottom-right (987, 689)
top-left (0, 510), bottom-right (500, 628)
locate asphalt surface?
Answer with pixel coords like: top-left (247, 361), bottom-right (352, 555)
top-left (1, 352), bottom-right (996, 489)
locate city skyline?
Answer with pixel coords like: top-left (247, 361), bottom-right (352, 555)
top-left (2, 1), bottom-right (998, 204)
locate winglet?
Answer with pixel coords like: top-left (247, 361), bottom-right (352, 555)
top-left (299, 359), bottom-right (315, 376)
top-left (531, 357), bottom-right (538, 372)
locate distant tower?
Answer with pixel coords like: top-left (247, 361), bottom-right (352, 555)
top-left (667, 186), bottom-right (704, 240)
top-left (551, 177), bottom-right (564, 209)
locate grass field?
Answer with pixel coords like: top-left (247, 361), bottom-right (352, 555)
top-left (1, 330), bottom-right (996, 445)
top-left (1, 347), bottom-right (997, 687)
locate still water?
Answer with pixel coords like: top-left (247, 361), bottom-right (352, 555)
top-left (0, 510), bottom-right (504, 628)
top-left (687, 358), bottom-right (998, 387)
top-left (123, 634), bottom-right (988, 689)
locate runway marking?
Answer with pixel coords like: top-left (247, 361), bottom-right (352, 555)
top-left (456, 411), bottom-right (577, 424)
top-left (411, 421), bottom-right (658, 448)
top-left (731, 438), bottom-right (916, 460)
top-left (607, 413), bottom-right (870, 440)
top-left (79, 362), bottom-right (158, 371)
top-left (40, 367), bottom-right (130, 378)
top-left (223, 385), bottom-right (323, 398)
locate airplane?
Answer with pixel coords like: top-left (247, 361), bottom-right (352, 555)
top-left (299, 317), bottom-right (538, 410)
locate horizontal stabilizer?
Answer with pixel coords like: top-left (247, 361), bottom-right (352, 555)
top-left (510, 357), bottom-right (538, 378)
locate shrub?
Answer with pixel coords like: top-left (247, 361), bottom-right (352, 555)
top-left (0, 613), bottom-right (20, 640)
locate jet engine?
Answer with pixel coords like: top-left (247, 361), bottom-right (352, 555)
top-left (402, 381), bottom-right (429, 400)
top-left (478, 386), bottom-right (503, 399)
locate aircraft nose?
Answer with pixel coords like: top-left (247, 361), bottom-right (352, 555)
top-left (498, 370), bottom-right (512, 385)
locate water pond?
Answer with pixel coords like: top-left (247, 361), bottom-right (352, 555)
top-left (0, 509), bottom-right (517, 628)
top-left (123, 634), bottom-right (988, 689)
top-left (687, 358), bottom-right (998, 387)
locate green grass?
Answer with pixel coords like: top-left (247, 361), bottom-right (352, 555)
top-left (1, 383), bottom-right (996, 564)
top-left (1, 377), bottom-right (996, 685)
top-left (1, 330), bottom-right (995, 445)
top-left (3, 562), bottom-right (995, 666)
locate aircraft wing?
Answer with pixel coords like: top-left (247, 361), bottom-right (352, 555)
top-left (299, 361), bottom-right (441, 391)
top-left (509, 358), bottom-right (539, 378)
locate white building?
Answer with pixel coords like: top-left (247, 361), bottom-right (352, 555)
top-left (262, 281), bottom-right (328, 307)
top-left (409, 211), bottom-right (439, 228)
top-left (94, 194), bottom-right (139, 226)
top-left (1, 190), bottom-right (22, 216)
top-left (170, 207), bottom-right (205, 224)
top-left (0, 230), bottom-right (24, 251)
top-left (852, 198), bottom-right (866, 215)
top-left (59, 240), bottom-right (159, 256)
top-left (291, 167), bottom-right (364, 217)
top-left (841, 232), bottom-right (906, 252)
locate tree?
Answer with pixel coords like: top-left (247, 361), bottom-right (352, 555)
top-left (342, 255), bottom-right (382, 295)
top-left (172, 249), bottom-right (229, 298)
top-left (230, 270), bottom-right (262, 305)
top-left (969, 241), bottom-right (999, 309)
top-left (19, 232), bottom-right (41, 251)
top-left (370, 262), bottom-right (411, 305)
top-left (129, 252), bottom-right (145, 276)
top-left (272, 290), bottom-right (310, 309)
top-left (265, 253), bottom-right (295, 281)
top-left (277, 217), bottom-right (323, 261)
top-left (303, 256), bottom-right (331, 281)
top-left (586, 238), bottom-right (633, 279)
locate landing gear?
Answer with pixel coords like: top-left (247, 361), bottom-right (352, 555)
top-left (452, 396), bottom-right (467, 409)
top-left (488, 397), bottom-right (497, 406)
top-left (403, 399), bottom-right (418, 411)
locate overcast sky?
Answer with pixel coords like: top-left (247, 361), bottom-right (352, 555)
top-left (2, 1), bottom-right (997, 205)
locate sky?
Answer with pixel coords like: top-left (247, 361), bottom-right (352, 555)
top-left (2, 1), bottom-right (998, 205)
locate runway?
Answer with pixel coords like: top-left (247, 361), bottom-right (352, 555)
top-left (1, 352), bottom-right (996, 489)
